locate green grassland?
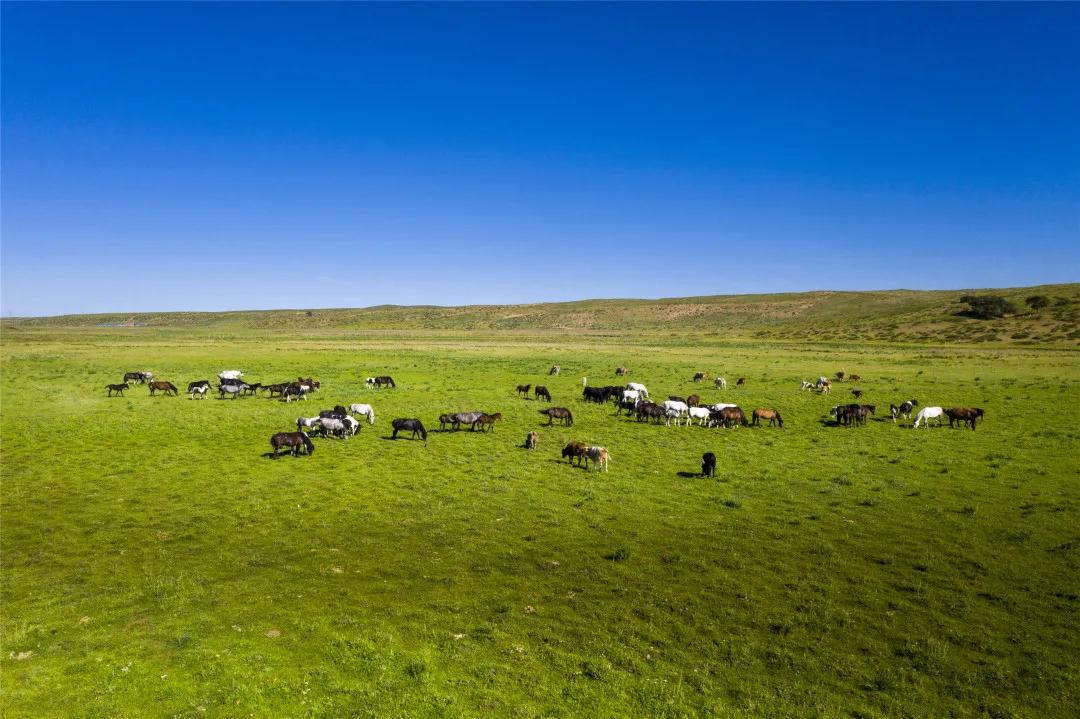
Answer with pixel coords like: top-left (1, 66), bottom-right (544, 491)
top-left (2, 326), bottom-right (1078, 718)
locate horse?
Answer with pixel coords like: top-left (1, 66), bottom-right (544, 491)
top-left (693, 372), bottom-right (707, 382)
top-left (584, 446), bottom-right (611, 472)
top-left (686, 394), bottom-right (701, 407)
top-left (187, 380), bottom-right (212, 392)
top-left (851, 389), bottom-right (863, 400)
top-left (516, 384), bottom-right (532, 398)
top-left (148, 381), bottom-right (178, 396)
top-left (123, 371), bottom-right (145, 384)
top-left (373, 376), bottom-right (396, 389)
top-left (188, 385), bottom-right (210, 400)
top-left (106, 383), bottom-right (129, 397)
top-left (751, 409), bottom-right (784, 428)
top-left (848, 374), bottom-right (862, 383)
top-left (819, 381), bottom-right (832, 395)
top-left (365, 377), bottom-right (377, 389)
top-left (297, 377), bottom-right (320, 392)
top-left (626, 382), bottom-right (648, 398)
top-left (219, 376), bottom-right (244, 388)
top-left (218, 383), bottom-right (245, 400)
top-left (347, 404), bottom-right (376, 425)
top-left (451, 411), bottom-right (484, 430)
top-left (615, 367), bottom-right (630, 376)
top-left (525, 431), bottom-right (539, 449)
top-left (319, 407), bottom-right (348, 420)
top-left (664, 408), bottom-right (685, 426)
top-left (701, 452), bottom-right (716, 478)
top-left (800, 381), bottom-right (815, 391)
top-left (714, 377), bottom-right (727, 390)
top-left (282, 384), bottom-right (309, 402)
top-left (890, 400), bottom-right (919, 422)
top-left (836, 371), bottom-right (846, 382)
top-left (582, 387), bottom-right (607, 404)
top-left (622, 389), bottom-right (643, 404)
top-left (534, 386), bottom-right (552, 402)
top-left (270, 431), bottom-right (315, 458)
top-left (562, 441), bottom-right (588, 466)
top-left (549, 365), bottom-right (561, 376)
top-left (708, 402), bottom-right (739, 412)
top-left (539, 407), bottom-right (573, 426)
top-left (715, 406), bottom-right (747, 428)
top-left (616, 397), bottom-right (640, 416)
top-left (319, 417), bottom-right (352, 439)
top-left (913, 406), bottom-right (944, 429)
top-left (662, 400), bottom-right (689, 423)
top-left (945, 407), bottom-right (984, 430)
top-left (688, 406), bottom-right (711, 425)
top-left (263, 383), bottom-right (290, 398)
top-left (219, 370), bottom-right (243, 381)
top-left (472, 413), bottom-right (502, 432)
top-left (603, 386), bottom-right (626, 403)
top-left (241, 383), bottom-right (262, 396)
top-left (297, 416), bottom-right (323, 434)
top-left (391, 418), bottom-right (427, 441)
top-left (635, 402), bottom-right (666, 423)
top-left (830, 404), bottom-right (867, 427)
top-left (736, 378), bottom-right (746, 387)
top-left (816, 376), bottom-right (830, 388)
top-left (667, 396), bottom-right (686, 403)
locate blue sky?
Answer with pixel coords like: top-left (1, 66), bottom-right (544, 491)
top-left (2, 2), bottom-right (1077, 316)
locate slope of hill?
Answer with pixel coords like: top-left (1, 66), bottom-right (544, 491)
top-left (4, 284), bottom-right (1078, 345)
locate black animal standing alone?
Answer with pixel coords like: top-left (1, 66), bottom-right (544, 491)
top-left (391, 418), bottom-right (427, 441)
top-left (701, 452), bottom-right (716, 478)
top-left (534, 385), bottom-right (552, 402)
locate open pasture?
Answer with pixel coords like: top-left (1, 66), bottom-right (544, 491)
top-left (2, 329), bottom-right (1078, 718)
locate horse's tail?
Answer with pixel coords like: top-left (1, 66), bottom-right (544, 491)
top-left (302, 432), bottom-right (315, 455)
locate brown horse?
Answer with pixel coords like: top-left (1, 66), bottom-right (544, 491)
top-left (372, 376), bottom-right (395, 389)
top-left (148, 381), bottom-right (178, 396)
top-left (298, 377), bottom-right (321, 391)
top-left (106, 383), bottom-right (129, 397)
top-left (693, 371), bottom-right (707, 382)
top-left (751, 408), bottom-right (784, 428)
top-left (561, 440), bottom-right (588, 466)
top-left (848, 374), bottom-right (862, 382)
top-left (270, 431), bottom-right (315, 458)
top-left (615, 367), bottom-right (630, 376)
top-left (945, 407), bottom-right (984, 430)
top-left (525, 431), bottom-right (539, 449)
top-left (534, 385), bottom-right (552, 402)
top-left (516, 384), bottom-right (531, 398)
top-left (472, 413), bottom-right (502, 432)
top-left (540, 407), bottom-right (573, 426)
top-left (716, 406), bottom-right (747, 428)
top-left (438, 413), bottom-right (455, 431)
top-left (687, 394), bottom-right (701, 407)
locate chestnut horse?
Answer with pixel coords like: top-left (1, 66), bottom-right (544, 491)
top-left (945, 407), bottom-right (984, 430)
top-left (751, 409), bottom-right (784, 427)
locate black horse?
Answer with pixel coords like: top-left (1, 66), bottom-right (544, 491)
top-left (539, 407), bottom-right (573, 426)
top-left (187, 380), bottom-right (212, 392)
top-left (319, 405), bottom-right (348, 420)
top-left (373, 376), bottom-right (396, 389)
top-left (701, 452), bottom-right (716, 478)
top-left (270, 431), bottom-right (315, 458)
top-left (391, 418), bottom-right (427, 441)
top-left (535, 385), bottom-right (552, 402)
top-left (582, 387), bottom-right (607, 404)
top-left (106, 383), bottom-right (129, 397)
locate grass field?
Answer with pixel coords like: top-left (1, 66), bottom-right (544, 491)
top-left (2, 327), bottom-right (1078, 718)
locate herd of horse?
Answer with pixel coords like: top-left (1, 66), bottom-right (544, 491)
top-left (111, 364), bottom-right (986, 463)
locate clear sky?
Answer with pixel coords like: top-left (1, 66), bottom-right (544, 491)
top-left (2, 2), bottom-right (1077, 316)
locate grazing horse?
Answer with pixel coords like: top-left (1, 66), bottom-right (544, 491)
top-left (715, 406), bottom-right (747, 428)
top-left (437, 414), bottom-right (456, 431)
top-left (188, 385), bottom-right (210, 400)
top-left (241, 383), bottom-right (262, 396)
top-left (752, 409), bottom-right (784, 427)
top-left (319, 407), bottom-right (348, 420)
top-left (472, 413), bottom-right (502, 432)
top-left (584, 446), bottom-right (611, 472)
top-left (106, 383), bottom-right (129, 397)
top-left (319, 417), bottom-right (352, 439)
top-left (148, 381), bottom-right (178, 396)
top-left (635, 402), bottom-right (666, 423)
top-left (539, 407), bottom-right (573, 426)
top-left (851, 389), bottom-right (863, 400)
top-left (688, 406), bottom-right (711, 425)
top-left (123, 371), bottom-right (145, 384)
top-left (263, 383), bottom-right (289, 398)
top-left (714, 377), bottom-right (727, 390)
top-left (945, 407), bottom-right (984, 430)
top-left (516, 384), bottom-right (532, 398)
top-left (736, 378), bottom-right (746, 387)
top-left (693, 372), bottom-right (707, 382)
top-left (534, 386), bottom-right (552, 402)
top-left (626, 382), bottom-right (649, 398)
top-left (819, 381), bottom-right (832, 395)
top-left (365, 377), bottom-right (377, 389)
top-left (831, 404), bottom-right (868, 427)
top-left (622, 389), bottom-right (643, 404)
top-left (913, 406), bottom-right (945, 429)
top-left (372, 376), bottom-right (396, 389)
top-left (708, 402), bottom-right (739, 412)
top-left (549, 364), bottom-right (561, 375)
top-left (297, 416), bottom-right (324, 435)
top-left (603, 386), bottom-right (625, 403)
top-left (615, 366), bottom-right (630, 376)
top-left (890, 400), bottom-right (919, 422)
top-left (562, 441), bottom-right (588, 466)
top-left (187, 380), bottom-right (212, 392)
top-left (662, 400), bottom-right (689, 425)
top-left (701, 452), bottom-right (716, 478)
top-left (270, 431), bottom-right (315, 458)
top-left (391, 418), bottom-right (427, 441)
top-left (848, 374), bottom-right (862, 383)
top-left (347, 403), bottom-right (376, 425)
top-left (450, 412), bottom-right (484, 430)
top-left (582, 387), bottom-right (607, 404)
top-left (836, 371), bottom-right (846, 382)
top-left (525, 431), bottom-right (539, 449)
top-left (686, 394), bottom-right (701, 407)
top-left (801, 380), bottom-right (815, 391)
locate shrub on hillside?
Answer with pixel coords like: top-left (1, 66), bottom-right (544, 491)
top-left (958, 295), bottom-right (1017, 319)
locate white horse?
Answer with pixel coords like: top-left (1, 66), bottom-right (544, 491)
top-left (284, 385), bottom-right (309, 402)
top-left (622, 389), bottom-right (642, 403)
top-left (688, 406), bottom-right (711, 425)
top-left (341, 416), bottom-right (360, 436)
top-left (189, 385), bottom-right (209, 400)
top-left (584, 446), bottom-right (610, 472)
top-left (219, 370), bottom-right (243, 381)
top-left (663, 400), bottom-right (688, 426)
top-left (364, 377), bottom-right (377, 389)
top-left (714, 377), bottom-right (727, 390)
top-left (709, 402), bottom-right (739, 412)
top-left (319, 417), bottom-right (350, 439)
top-left (800, 380), bottom-right (815, 391)
top-left (816, 376), bottom-right (829, 388)
top-left (913, 406), bottom-right (944, 429)
top-left (626, 382), bottom-right (649, 398)
top-left (297, 416), bottom-right (322, 432)
top-left (664, 408), bottom-right (684, 426)
top-left (348, 403), bottom-right (376, 424)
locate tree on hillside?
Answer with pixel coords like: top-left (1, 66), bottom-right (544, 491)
top-left (958, 295), bottom-right (1016, 320)
top-left (1025, 295), bottom-right (1049, 313)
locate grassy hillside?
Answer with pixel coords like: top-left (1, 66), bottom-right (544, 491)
top-left (5, 284), bottom-right (1078, 346)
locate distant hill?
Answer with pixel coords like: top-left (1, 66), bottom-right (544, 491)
top-left (4, 284), bottom-right (1078, 346)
